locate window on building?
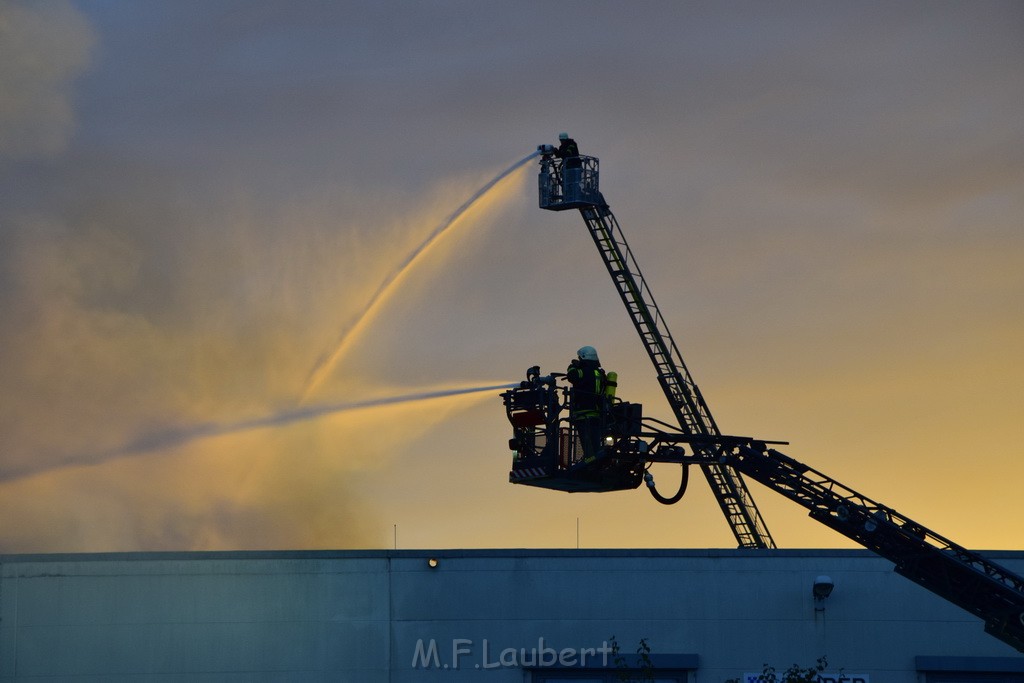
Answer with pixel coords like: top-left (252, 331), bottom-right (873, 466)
top-left (528, 651), bottom-right (696, 679)
top-left (926, 673), bottom-right (1024, 683)
top-left (527, 652), bottom-right (697, 682)
top-left (917, 656), bottom-right (1024, 683)
top-left (531, 672), bottom-right (688, 683)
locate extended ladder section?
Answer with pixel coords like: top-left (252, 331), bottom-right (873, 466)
top-left (713, 444), bottom-right (1024, 652)
top-left (538, 152), bottom-right (774, 549)
top-left (580, 202), bottom-right (775, 550)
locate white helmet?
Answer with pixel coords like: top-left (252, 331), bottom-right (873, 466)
top-left (577, 345), bottom-right (599, 362)
top-left (558, 132), bottom-right (569, 141)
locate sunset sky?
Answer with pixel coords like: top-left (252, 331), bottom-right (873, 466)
top-left (1, 1), bottom-right (1021, 553)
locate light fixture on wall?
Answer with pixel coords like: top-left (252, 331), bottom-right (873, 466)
top-left (427, 558), bottom-right (439, 569)
top-left (813, 575), bottom-right (834, 610)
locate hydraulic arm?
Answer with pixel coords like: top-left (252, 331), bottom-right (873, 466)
top-left (501, 368), bottom-right (1024, 652)
top-left (693, 442), bottom-right (1024, 652)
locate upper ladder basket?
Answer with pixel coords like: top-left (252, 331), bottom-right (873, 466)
top-left (538, 154), bottom-right (602, 211)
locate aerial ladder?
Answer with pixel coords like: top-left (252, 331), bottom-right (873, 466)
top-left (533, 145), bottom-right (774, 550)
top-left (500, 142), bottom-right (1024, 652)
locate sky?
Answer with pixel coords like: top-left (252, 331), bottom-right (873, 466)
top-left (0, 1), bottom-right (1021, 554)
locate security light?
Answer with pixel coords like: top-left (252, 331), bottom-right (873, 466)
top-left (813, 575), bottom-right (834, 600)
top-left (427, 558), bottom-right (439, 569)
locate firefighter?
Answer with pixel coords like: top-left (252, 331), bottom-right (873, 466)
top-left (556, 133), bottom-right (582, 201)
top-left (556, 132), bottom-right (580, 164)
top-left (566, 345), bottom-right (608, 462)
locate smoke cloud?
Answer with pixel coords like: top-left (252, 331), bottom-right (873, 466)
top-left (0, 9), bottom-right (533, 551)
top-left (0, 152), bottom-right (530, 551)
top-left (0, 387), bottom-right (501, 553)
top-left (1, 3), bottom-right (1020, 553)
top-left (0, 1), bottom-right (94, 159)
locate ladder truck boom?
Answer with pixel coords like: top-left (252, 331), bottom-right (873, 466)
top-left (500, 140), bottom-right (1024, 652)
top-left (701, 442), bottom-right (1024, 652)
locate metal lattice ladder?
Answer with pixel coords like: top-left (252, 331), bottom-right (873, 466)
top-left (579, 201), bottom-right (775, 549)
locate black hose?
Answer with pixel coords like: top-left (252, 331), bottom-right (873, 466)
top-left (646, 464), bottom-right (689, 505)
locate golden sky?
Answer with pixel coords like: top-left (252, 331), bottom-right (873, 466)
top-left (0, 1), bottom-right (1021, 553)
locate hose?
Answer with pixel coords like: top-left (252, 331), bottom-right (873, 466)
top-left (644, 464), bottom-right (689, 505)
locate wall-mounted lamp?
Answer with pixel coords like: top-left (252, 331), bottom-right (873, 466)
top-left (813, 575), bottom-right (834, 610)
top-left (427, 558), bottom-right (439, 569)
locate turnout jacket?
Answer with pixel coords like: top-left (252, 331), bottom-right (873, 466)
top-left (566, 359), bottom-right (606, 418)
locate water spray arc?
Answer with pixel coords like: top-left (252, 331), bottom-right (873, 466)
top-left (298, 151), bottom-right (540, 403)
top-left (8, 383), bottom-right (516, 484)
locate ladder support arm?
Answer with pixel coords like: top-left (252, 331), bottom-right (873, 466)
top-left (714, 444), bottom-right (1024, 652)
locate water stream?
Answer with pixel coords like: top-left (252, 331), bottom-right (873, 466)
top-left (299, 151), bottom-right (539, 402)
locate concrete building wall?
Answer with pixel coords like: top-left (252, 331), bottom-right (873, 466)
top-left (0, 549), bottom-right (1021, 681)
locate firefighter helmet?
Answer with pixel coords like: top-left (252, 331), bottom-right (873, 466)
top-left (577, 345), bottom-right (599, 362)
top-left (558, 132), bottom-right (569, 141)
